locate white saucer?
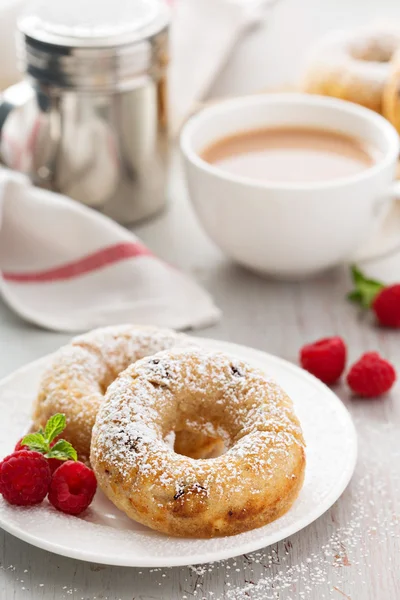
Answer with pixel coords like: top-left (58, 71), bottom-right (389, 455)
top-left (350, 200), bottom-right (400, 284)
top-left (0, 337), bottom-right (357, 567)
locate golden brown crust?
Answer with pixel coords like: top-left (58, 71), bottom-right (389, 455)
top-left (32, 325), bottom-right (187, 463)
top-left (302, 27), bottom-right (400, 114)
top-left (383, 48), bottom-right (400, 132)
top-left (91, 348), bottom-right (306, 538)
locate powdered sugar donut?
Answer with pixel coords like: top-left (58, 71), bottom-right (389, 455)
top-left (383, 48), bottom-right (400, 132)
top-left (302, 26), bottom-right (400, 113)
top-left (32, 325), bottom-right (187, 464)
top-left (91, 348), bottom-right (306, 538)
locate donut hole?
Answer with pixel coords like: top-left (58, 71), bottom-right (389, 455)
top-left (172, 428), bottom-right (229, 459)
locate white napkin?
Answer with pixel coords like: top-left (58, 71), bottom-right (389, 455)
top-left (0, 0), bottom-right (277, 332)
top-left (0, 171), bottom-right (221, 332)
top-left (168, 0), bottom-right (278, 135)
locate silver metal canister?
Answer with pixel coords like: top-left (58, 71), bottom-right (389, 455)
top-left (0, 0), bottom-right (170, 224)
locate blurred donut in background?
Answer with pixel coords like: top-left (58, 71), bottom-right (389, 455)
top-left (301, 25), bottom-right (400, 114)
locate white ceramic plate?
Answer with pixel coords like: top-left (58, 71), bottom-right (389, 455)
top-left (0, 338), bottom-right (357, 567)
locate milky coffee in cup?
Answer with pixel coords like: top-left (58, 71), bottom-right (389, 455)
top-left (201, 126), bottom-right (381, 183)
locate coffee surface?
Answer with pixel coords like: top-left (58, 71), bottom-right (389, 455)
top-left (201, 127), bottom-right (378, 183)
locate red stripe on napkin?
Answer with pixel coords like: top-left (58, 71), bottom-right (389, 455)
top-left (2, 242), bottom-right (152, 283)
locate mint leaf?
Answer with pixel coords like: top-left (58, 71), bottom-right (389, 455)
top-left (360, 284), bottom-right (384, 308)
top-left (21, 432), bottom-right (48, 453)
top-left (46, 439), bottom-right (77, 462)
top-left (20, 416), bottom-right (78, 462)
top-left (347, 290), bottom-right (363, 304)
top-left (351, 265), bottom-right (384, 291)
top-left (351, 265), bottom-right (366, 285)
top-left (348, 266), bottom-right (385, 309)
top-left (44, 413), bottom-right (66, 444)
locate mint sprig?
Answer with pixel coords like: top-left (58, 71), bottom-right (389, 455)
top-left (20, 433), bottom-right (49, 453)
top-left (347, 266), bottom-right (385, 309)
top-left (45, 413), bottom-right (67, 443)
top-left (46, 440), bottom-right (77, 461)
top-left (21, 413), bottom-right (77, 462)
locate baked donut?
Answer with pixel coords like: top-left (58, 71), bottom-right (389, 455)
top-left (383, 48), bottom-right (400, 132)
top-left (32, 325), bottom-right (187, 464)
top-left (302, 26), bottom-right (400, 113)
top-left (91, 348), bottom-right (305, 538)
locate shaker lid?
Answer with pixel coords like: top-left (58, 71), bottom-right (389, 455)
top-left (17, 0), bottom-right (169, 90)
top-left (18, 0), bottom-right (169, 48)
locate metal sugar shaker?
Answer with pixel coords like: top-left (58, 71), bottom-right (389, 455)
top-left (0, 0), bottom-right (170, 224)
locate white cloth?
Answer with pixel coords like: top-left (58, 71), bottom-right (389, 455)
top-left (0, 0), bottom-right (277, 332)
top-left (0, 172), bottom-right (220, 332)
top-left (168, 0), bottom-right (278, 135)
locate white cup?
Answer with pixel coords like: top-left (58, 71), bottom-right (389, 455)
top-left (181, 93), bottom-right (400, 279)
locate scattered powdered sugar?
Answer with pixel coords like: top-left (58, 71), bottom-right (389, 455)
top-left (1, 433), bottom-right (398, 600)
top-left (177, 409), bottom-right (400, 600)
top-left (33, 325), bottom-right (190, 457)
top-left (2, 454), bottom-right (398, 600)
top-left (1, 340), bottom-right (398, 599)
top-left (39, 324), bottom-right (189, 405)
top-left (72, 324), bottom-right (189, 366)
top-left (164, 430), bottom-right (176, 449)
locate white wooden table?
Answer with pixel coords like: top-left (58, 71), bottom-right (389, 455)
top-left (1, 0), bottom-right (400, 597)
top-left (0, 151), bottom-right (399, 600)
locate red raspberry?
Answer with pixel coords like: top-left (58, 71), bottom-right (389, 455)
top-left (372, 284), bottom-right (400, 328)
top-left (347, 352), bottom-right (396, 397)
top-left (48, 461), bottom-right (97, 515)
top-left (0, 451), bottom-right (51, 506)
top-left (14, 438), bottom-right (27, 452)
top-left (300, 336), bottom-right (346, 385)
top-left (46, 458), bottom-right (67, 474)
top-left (14, 438), bottom-right (60, 474)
